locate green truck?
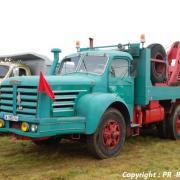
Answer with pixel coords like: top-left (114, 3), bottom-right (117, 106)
top-left (0, 38), bottom-right (180, 159)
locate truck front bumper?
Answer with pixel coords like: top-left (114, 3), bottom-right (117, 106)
top-left (0, 116), bottom-right (86, 138)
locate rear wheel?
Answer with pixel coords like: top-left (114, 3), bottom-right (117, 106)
top-left (87, 108), bottom-right (126, 159)
top-left (169, 105), bottom-right (180, 139)
top-left (148, 43), bottom-right (167, 84)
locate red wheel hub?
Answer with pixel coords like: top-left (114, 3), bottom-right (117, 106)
top-left (176, 115), bottom-right (180, 134)
top-left (102, 120), bottom-right (121, 149)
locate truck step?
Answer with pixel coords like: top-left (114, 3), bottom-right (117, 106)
top-left (131, 124), bottom-right (140, 136)
top-left (131, 123), bottom-right (140, 128)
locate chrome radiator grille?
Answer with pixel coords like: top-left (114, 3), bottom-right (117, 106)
top-left (0, 85), bottom-right (37, 116)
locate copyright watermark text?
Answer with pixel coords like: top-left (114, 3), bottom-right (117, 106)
top-left (121, 171), bottom-right (180, 179)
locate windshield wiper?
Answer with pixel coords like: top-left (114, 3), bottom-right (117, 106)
top-left (121, 70), bottom-right (128, 79)
top-left (82, 59), bottom-right (88, 72)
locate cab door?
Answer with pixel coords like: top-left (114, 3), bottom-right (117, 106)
top-left (108, 58), bottom-right (134, 105)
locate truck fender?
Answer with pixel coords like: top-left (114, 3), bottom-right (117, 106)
top-left (76, 93), bottom-right (130, 134)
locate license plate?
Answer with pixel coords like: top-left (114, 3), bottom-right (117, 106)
top-left (3, 115), bottom-right (19, 122)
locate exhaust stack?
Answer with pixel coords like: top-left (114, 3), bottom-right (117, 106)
top-left (89, 38), bottom-right (94, 48)
top-left (48, 48), bottom-right (61, 75)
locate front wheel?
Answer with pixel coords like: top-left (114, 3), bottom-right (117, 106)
top-left (87, 108), bottom-right (126, 159)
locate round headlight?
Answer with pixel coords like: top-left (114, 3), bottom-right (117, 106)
top-left (0, 119), bottom-right (4, 128)
top-left (31, 124), bottom-right (38, 132)
top-left (21, 122), bottom-right (29, 132)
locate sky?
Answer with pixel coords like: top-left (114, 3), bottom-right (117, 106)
top-left (0, 0), bottom-right (179, 60)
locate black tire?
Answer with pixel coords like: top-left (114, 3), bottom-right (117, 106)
top-left (148, 43), bottom-right (167, 84)
top-left (169, 105), bottom-right (180, 139)
top-left (157, 118), bottom-right (169, 138)
top-left (33, 136), bottom-right (61, 146)
top-left (87, 108), bottom-right (126, 159)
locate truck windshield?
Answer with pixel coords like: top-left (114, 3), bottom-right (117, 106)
top-left (78, 55), bottom-right (107, 75)
top-left (0, 65), bottom-right (9, 78)
top-left (58, 55), bottom-right (108, 75)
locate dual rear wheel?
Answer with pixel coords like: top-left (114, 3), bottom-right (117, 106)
top-left (169, 105), bottom-right (180, 139)
top-left (158, 105), bottom-right (180, 139)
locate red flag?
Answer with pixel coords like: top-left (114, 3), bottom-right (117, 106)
top-left (38, 72), bottom-right (55, 100)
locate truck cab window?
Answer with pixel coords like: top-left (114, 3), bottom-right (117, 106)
top-left (58, 56), bottom-right (80, 75)
top-left (110, 59), bottom-right (129, 77)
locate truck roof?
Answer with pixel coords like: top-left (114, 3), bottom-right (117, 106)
top-left (67, 50), bottom-right (133, 60)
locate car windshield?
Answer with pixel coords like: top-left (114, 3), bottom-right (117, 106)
top-left (0, 65), bottom-right (9, 78)
top-left (78, 55), bottom-right (108, 75)
top-left (58, 54), bottom-right (108, 75)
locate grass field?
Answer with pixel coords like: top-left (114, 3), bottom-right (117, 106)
top-left (0, 133), bottom-right (180, 180)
